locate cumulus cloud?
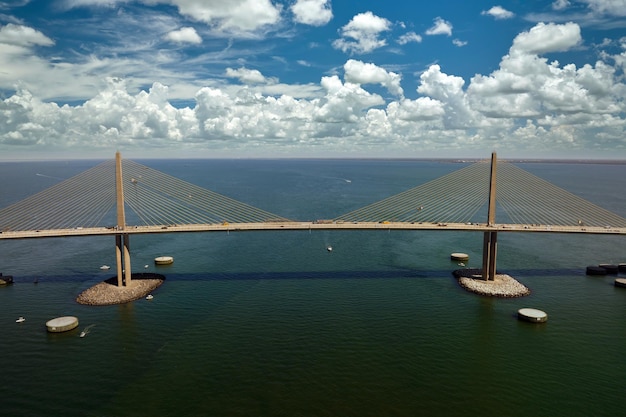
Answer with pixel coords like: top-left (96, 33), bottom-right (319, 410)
top-left (291, 0), bottom-right (333, 26)
top-left (332, 11), bottom-right (391, 54)
top-left (481, 6), bottom-right (515, 20)
top-left (0, 24), bottom-right (54, 47)
top-left (64, 0), bottom-right (282, 35)
top-left (225, 67), bottom-right (276, 84)
top-left (397, 31), bottom-right (422, 45)
top-left (425, 17), bottom-right (453, 36)
top-left (418, 64), bottom-right (478, 129)
top-left (1, 20), bottom-right (626, 158)
top-left (552, 0), bottom-right (570, 10)
top-left (343, 59), bottom-right (403, 97)
top-left (510, 21), bottom-right (581, 56)
top-left (583, 0), bottom-right (626, 17)
top-left (468, 22), bottom-right (621, 124)
top-left (170, 0), bottom-right (282, 34)
top-left (386, 97), bottom-right (445, 121)
top-left (164, 27), bottom-right (202, 44)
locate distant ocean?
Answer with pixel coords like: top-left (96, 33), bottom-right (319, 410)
top-left (1, 159), bottom-right (625, 417)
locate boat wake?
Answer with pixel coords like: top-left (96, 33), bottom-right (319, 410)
top-left (35, 173), bottom-right (65, 180)
top-left (79, 324), bottom-right (96, 338)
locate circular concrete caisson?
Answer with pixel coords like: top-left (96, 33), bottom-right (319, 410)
top-left (586, 266), bottom-right (607, 276)
top-left (599, 264), bottom-right (619, 274)
top-left (614, 278), bottom-right (626, 288)
top-left (46, 316), bottom-right (79, 333)
top-left (450, 253), bottom-right (469, 262)
top-left (517, 308), bottom-right (547, 323)
top-left (154, 256), bottom-right (174, 265)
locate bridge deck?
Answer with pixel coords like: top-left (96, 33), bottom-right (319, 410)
top-left (1, 221), bottom-right (623, 239)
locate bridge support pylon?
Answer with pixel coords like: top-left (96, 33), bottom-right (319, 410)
top-left (115, 151), bottom-right (132, 287)
top-left (482, 152), bottom-right (498, 281)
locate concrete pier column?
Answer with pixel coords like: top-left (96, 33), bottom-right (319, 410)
top-left (115, 151), bottom-right (132, 286)
top-left (481, 152), bottom-right (498, 281)
top-left (123, 233), bottom-right (132, 286)
top-left (116, 234), bottom-right (123, 287)
top-left (481, 231), bottom-right (498, 281)
top-left (481, 231), bottom-right (497, 281)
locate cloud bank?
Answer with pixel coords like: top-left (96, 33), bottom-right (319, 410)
top-left (1, 1), bottom-right (626, 159)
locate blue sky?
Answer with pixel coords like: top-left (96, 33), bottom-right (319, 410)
top-left (1, 0), bottom-right (626, 160)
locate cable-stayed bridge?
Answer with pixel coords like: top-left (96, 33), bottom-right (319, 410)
top-left (1, 153), bottom-right (625, 284)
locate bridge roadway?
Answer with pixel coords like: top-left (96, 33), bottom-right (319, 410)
top-left (1, 221), bottom-right (624, 239)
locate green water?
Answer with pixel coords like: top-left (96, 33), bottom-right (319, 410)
top-left (1, 159), bottom-right (625, 416)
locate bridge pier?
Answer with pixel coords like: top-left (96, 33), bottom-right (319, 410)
top-left (115, 234), bottom-right (132, 286)
top-left (482, 231), bottom-right (497, 281)
top-left (481, 152), bottom-right (498, 281)
top-left (115, 151), bottom-right (132, 287)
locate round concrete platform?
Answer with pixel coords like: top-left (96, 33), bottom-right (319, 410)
top-left (154, 256), bottom-right (174, 265)
top-left (586, 266), bottom-right (607, 276)
top-left (450, 253), bottom-right (469, 261)
top-left (46, 316), bottom-right (79, 333)
top-left (599, 264), bottom-right (619, 274)
top-left (614, 278), bottom-right (626, 288)
top-left (517, 308), bottom-right (547, 323)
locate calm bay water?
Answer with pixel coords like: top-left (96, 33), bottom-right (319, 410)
top-left (1, 159), bottom-right (625, 417)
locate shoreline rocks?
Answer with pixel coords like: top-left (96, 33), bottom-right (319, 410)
top-left (76, 273), bottom-right (165, 306)
top-left (453, 268), bottom-right (530, 297)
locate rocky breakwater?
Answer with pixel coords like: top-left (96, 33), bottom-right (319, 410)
top-left (76, 273), bottom-right (165, 305)
top-left (453, 268), bottom-right (530, 297)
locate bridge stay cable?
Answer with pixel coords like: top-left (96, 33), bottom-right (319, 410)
top-left (0, 161), bottom-right (117, 231)
top-left (1, 157), bottom-right (626, 233)
top-left (333, 162), bottom-right (492, 224)
top-left (119, 160), bottom-right (291, 225)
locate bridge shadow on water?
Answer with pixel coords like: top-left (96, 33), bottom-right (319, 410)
top-left (14, 267), bottom-right (590, 284)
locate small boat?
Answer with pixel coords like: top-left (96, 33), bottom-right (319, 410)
top-left (80, 331), bottom-right (87, 338)
top-left (16, 316), bottom-right (25, 323)
top-left (146, 294), bottom-right (154, 300)
top-left (100, 265), bottom-right (110, 270)
top-left (327, 246), bottom-right (333, 252)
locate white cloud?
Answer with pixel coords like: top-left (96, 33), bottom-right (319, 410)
top-left (481, 6), bottom-right (515, 20)
top-left (386, 97), bottom-right (445, 121)
top-left (1, 18), bottom-right (626, 159)
top-left (468, 22), bottom-right (623, 124)
top-left (582, 0), bottom-right (626, 17)
top-left (343, 59), bottom-right (403, 97)
top-left (552, 0), bottom-right (570, 10)
top-left (64, 0), bottom-right (282, 35)
top-left (425, 17), bottom-right (453, 36)
top-left (164, 27), bottom-right (202, 44)
top-left (0, 24), bottom-right (54, 47)
top-left (397, 31), bottom-right (422, 45)
top-left (291, 0), bottom-right (332, 26)
top-left (510, 22), bottom-right (581, 56)
top-left (332, 11), bottom-right (391, 54)
top-left (315, 75), bottom-right (385, 123)
top-left (453, 39), bottom-right (468, 47)
top-left (418, 64), bottom-right (479, 129)
top-left (169, 0), bottom-right (282, 34)
top-left (225, 67), bottom-right (275, 84)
